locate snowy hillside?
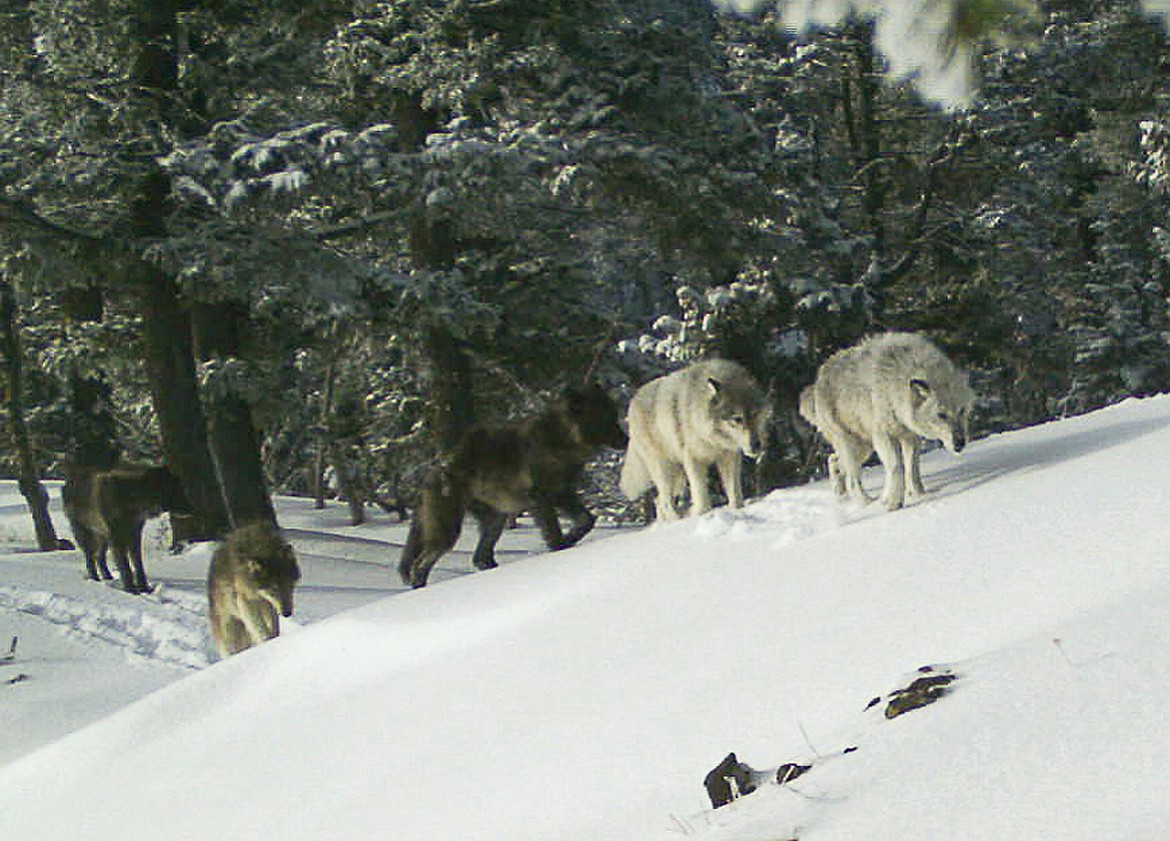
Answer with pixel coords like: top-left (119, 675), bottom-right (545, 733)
top-left (3, 396), bottom-right (1170, 840)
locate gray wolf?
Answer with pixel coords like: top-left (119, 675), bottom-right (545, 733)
top-left (800, 332), bottom-right (975, 510)
top-left (397, 383), bottom-right (627, 589)
top-left (62, 463), bottom-right (190, 593)
top-left (207, 522), bottom-right (301, 658)
top-left (620, 359), bottom-right (771, 520)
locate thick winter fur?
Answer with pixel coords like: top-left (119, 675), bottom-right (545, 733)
top-left (207, 522), bottom-right (301, 658)
top-left (62, 463), bottom-right (190, 593)
top-left (801, 332), bottom-right (975, 510)
top-left (620, 359), bottom-right (772, 519)
top-left (397, 383), bottom-right (627, 589)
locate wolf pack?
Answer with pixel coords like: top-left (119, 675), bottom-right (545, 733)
top-left (59, 331), bottom-right (974, 660)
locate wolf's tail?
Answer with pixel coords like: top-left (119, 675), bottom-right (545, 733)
top-left (619, 447), bottom-right (651, 500)
top-left (798, 385), bottom-right (818, 427)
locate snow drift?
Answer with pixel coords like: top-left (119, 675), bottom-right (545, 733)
top-left (2, 397), bottom-right (1170, 840)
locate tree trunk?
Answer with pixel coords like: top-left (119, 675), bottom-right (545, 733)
top-left (409, 204), bottom-right (477, 453)
top-left (132, 256), bottom-right (231, 540)
top-left (126, 2), bottom-right (251, 538)
top-left (424, 324), bottom-right (476, 454)
top-left (191, 302), bottom-right (278, 530)
top-left (330, 449), bottom-right (366, 526)
top-left (0, 275), bottom-right (65, 550)
top-left (313, 355), bottom-right (338, 509)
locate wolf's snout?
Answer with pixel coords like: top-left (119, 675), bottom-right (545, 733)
top-left (953, 430), bottom-right (967, 453)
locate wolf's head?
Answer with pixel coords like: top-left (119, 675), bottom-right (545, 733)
top-left (231, 524), bottom-right (301, 617)
top-left (138, 466), bottom-right (192, 516)
top-left (907, 377), bottom-right (975, 453)
top-left (708, 376), bottom-right (773, 460)
top-left (566, 383), bottom-right (628, 449)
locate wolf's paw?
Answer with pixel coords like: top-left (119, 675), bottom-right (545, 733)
top-left (879, 494), bottom-right (904, 511)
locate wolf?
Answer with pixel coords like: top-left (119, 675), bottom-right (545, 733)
top-left (62, 463), bottom-right (191, 593)
top-left (800, 332), bottom-right (975, 511)
top-left (397, 382), bottom-right (628, 589)
top-left (620, 359), bottom-right (772, 520)
top-left (207, 522), bottom-right (301, 658)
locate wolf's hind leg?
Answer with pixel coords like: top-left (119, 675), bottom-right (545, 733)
top-left (826, 452), bottom-right (845, 497)
top-left (828, 434), bottom-right (871, 503)
top-left (646, 460), bottom-right (683, 521)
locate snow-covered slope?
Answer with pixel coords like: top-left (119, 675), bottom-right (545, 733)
top-left (2, 396), bottom-right (1170, 840)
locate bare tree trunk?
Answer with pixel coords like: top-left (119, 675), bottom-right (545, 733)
top-left (330, 450), bottom-right (366, 526)
top-left (0, 274), bottom-right (65, 550)
top-left (129, 0), bottom-right (276, 535)
top-left (424, 324), bottom-right (476, 454)
top-left (130, 188), bottom-right (231, 541)
top-left (313, 356), bottom-right (338, 510)
top-left (191, 302), bottom-right (278, 530)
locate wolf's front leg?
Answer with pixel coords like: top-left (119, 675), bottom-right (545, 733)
top-left (901, 437), bottom-right (926, 501)
top-left (127, 523), bottom-right (151, 593)
top-left (684, 458), bottom-right (712, 516)
top-left (715, 452), bottom-right (744, 509)
top-left (552, 492), bottom-right (595, 549)
top-left (873, 434), bottom-right (905, 511)
top-left (241, 598), bottom-right (278, 646)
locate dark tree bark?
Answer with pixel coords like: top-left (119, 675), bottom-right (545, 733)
top-left (313, 355), bottom-right (338, 510)
top-left (410, 204), bottom-right (476, 453)
top-left (131, 253), bottom-right (231, 539)
top-left (190, 302), bottom-right (278, 529)
top-left (128, 0), bottom-right (272, 534)
top-left (0, 275), bottom-right (67, 550)
top-left (423, 324), bottom-right (476, 454)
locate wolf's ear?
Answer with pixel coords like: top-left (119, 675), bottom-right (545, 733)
top-left (708, 377), bottom-right (723, 395)
top-left (909, 378), bottom-right (931, 405)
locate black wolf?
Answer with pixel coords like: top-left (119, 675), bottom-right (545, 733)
top-left (207, 522), bottom-right (301, 658)
top-left (397, 383), bottom-right (627, 589)
top-left (62, 463), bottom-right (191, 593)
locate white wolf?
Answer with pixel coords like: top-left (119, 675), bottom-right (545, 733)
top-left (621, 359), bottom-right (772, 519)
top-left (800, 332), bottom-right (975, 511)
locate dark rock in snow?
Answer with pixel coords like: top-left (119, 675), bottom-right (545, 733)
top-left (884, 672), bottom-right (957, 719)
top-left (703, 752), bottom-right (758, 808)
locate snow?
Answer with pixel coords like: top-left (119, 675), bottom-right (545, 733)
top-left (3, 396), bottom-right (1170, 839)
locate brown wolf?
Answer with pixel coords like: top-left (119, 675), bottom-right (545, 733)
top-left (397, 383), bottom-right (627, 589)
top-left (207, 522), bottom-right (301, 658)
top-left (62, 463), bottom-right (191, 593)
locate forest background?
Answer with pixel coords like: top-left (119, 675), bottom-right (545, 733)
top-left (2, 0), bottom-right (1170, 544)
